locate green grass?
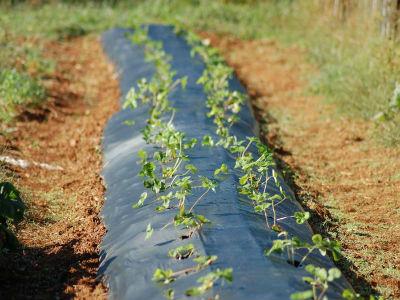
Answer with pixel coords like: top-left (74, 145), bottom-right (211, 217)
top-left (0, 28), bottom-right (53, 122)
top-left (1, 0), bottom-right (398, 143)
top-left (0, 69), bottom-right (45, 121)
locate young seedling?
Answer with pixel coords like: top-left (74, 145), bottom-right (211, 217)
top-left (185, 268), bottom-right (233, 297)
top-left (265, 233), bottom-right (341, 267)
top-left (152, 255), bottom-right (218, 284)
top-left (290, 264), bottom-right (341, 300)
top-left (168, 244), bottom-right (196, 260)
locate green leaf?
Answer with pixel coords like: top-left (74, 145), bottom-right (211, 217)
top-left (185, 138), bottom-right (197, 149)
top-left (123, 119), bottom-right (135, 126)
top-left (268, 194), bottom-right (283, 202)
top-left (155, 205), bottom-right (167, 212)
top-left (200, 176), bottom-right (217, 191)
top-left (311, 234), bottom-right (323, 245)
top-left (214, 163), bottom-right (228, 176)
top-left (153, 151), bottom-right (165, 161)
top-left (168, 244), bottom-right (195, 259)
top-left (265, 239), bottom-right (284, 256)
top-left (152, 268), bottom-right (174, 284)
top-left (173, 211), bottom-right (209, 229)
top-left (327, 268), bottom-right (341, 281)
top-left (137, 149), bottom-right (147, 161)
top-left (123, 87), bottom-right (138, 110)
top-left (180, 76), bottom-right (188, 89)
top-left (195, 214), bottom-right (210, 224)
top-left (201, 135), bottom-right (214, 147)
top-left (254, 203), bottom-right (271, 212)
top-left (271, 224), bottom-right (283, 233)
top-left (290, 290), bottom-right (314, 300)
top-left (186, 267), bottom-right (233, 297)
top-left (294, 211), bottom-right (310, 224)
top-left (164, 288), bottom-right (175, 300)
top-left (342, 289), bottom-right (362, 300)
top-left (145, 223), bottom-right (153, 240)
top-left (185, 287), bottom-right (202, 296)
top-left (140, 162), bottom-right (155, 177)
top-left (185, 164), bottom-right (198, 174)
top-left (132, 192), bottom-right (147, 208)
top-left (0, 182), bottom-right (25, 223)
top-left (305, 264), bottom-right (315, 274)
top-left (239, 174), bottom-right (248, 185)
top-left (218, 268), bottom-right (233, 282)
top-left (193, 255), bottom-right (217, 267)
top-left (315, 267), bottom-right (328, 281)
top-left (302, 276), bottom-right (314, 284)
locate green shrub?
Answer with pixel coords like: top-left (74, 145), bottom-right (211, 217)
top-left (0, 69), bottom-right (45, 121)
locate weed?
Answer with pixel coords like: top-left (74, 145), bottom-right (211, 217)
top-left (0, 181), bottom-right (25, 251)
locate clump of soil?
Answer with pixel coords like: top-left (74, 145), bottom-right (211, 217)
top-left (201, 32), bottom-right (400, 299)
top-left (0, 35), bottom-right (119, 299)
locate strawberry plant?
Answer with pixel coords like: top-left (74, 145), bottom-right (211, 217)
top-left (185, 268), bottom-right (233, 297)
top-left (168, 243), bottom-right (195, 260)
top-left (153, 254), bottom-right (218, 284)
top-left (290, 265), bottom-right (342, 300)
top-left (154, 245), bottom-right (232, 298)
top-left (265, 232), bottom-right (341, 267)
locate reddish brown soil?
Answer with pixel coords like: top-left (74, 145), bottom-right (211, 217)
top-left (0, 36), bottom-right (119, 299)
top-left (201, 33), bottom-right (400, 298)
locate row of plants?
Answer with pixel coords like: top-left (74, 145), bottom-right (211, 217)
top-left (123, 26), bottom-right (233, 299)
top-left (177, 27), bottom-right (366, 300)
top-left (122, 24), bottom-right (375, 299)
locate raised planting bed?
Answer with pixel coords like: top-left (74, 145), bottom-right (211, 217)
top-left (99, 25), bottom-right (353, 300)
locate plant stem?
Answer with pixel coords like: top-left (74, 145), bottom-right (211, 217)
top-left (189, 188), bottom-right (210, 213)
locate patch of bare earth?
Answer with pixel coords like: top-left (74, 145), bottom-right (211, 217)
top-left (0, 36), bottom-right (119, 299)
top-left (202, 32), bottom-right (400, 299)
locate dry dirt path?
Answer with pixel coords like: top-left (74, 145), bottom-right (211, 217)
top-left (0, 35), bottom-right (119, 299)
top-left (201, 32), bottom-right (400, 299)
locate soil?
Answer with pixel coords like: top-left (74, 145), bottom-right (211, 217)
top-left (201, 32), bottom-right (400, 299)
top-left (0, 35), bottom-right (119, 299)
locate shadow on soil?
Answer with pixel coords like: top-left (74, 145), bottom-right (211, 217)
top-left (0, 239), bottom-right (100, 299)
